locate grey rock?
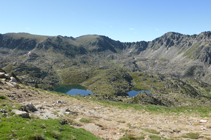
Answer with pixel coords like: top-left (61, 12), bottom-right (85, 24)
top-left (57, 100), bottom-right (66, 104)
top-left (5, 82), bottom-right (18, 88)
top-left (65, 108), bottom-right (71, 112)
top-left (0, 109), bottom-right (6, 113)
top-left (22, 103), bottom-right (37, 112)
top-left (57, 100), bottom-right (62, 104)
top-left (6, 82), bottom-right (15, 87)
top-left (11, 82), bottom-right (18, 88)
top-left (10, 77), bottom-right (17, 83)
top-left (59, 120), bottom-right (68, 125)
top-left (5, 74), bottom-right (10, 79)
top-left (12, 109), bottom-right (30, 118)
top-left (1, 78), bottom-right (6, 84)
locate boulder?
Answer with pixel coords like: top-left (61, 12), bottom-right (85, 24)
top-left (6, 82), bottom-right (15, 87)
top-left (5, 82), bottom-right (18, 88)
top-left (10, 82), bottom-right (18, 88)
top-left (10, 77), bottom-right (17, 83)
top-left (59, 120), bottom-right (68, 125)
top-left (5, 74), bottom-right (10, 79)
top-left (57, 100), bottom-right (66, 104)
top-left (0, 109), bottom-right (6, 113)
top-left (12, 109), bottom-right (30, 118)
top-left (65, 108), bottom-right (71, 112)
top-left (22, 103), bottom-right (37, 112)
top-left (1, 78), bottom-right (6, 84)
top-left (65, 109), bottom-right (78, 116)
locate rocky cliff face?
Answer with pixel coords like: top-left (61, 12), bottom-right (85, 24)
top-left (1, 31), bottom-right (211, 90)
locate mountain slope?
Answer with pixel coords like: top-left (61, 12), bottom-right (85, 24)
top-left (1, 31), bottom-right (211, 90)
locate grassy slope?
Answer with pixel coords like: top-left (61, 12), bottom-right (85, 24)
top-left (0, 95), bottom-right (100, 140)
top-left (0, 116), bottom-right (99, 140)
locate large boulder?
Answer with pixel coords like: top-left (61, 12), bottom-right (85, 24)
top-left (22, 103), bottom-right (37, 112)
top-left (12, 109), bottom-right (30, 118)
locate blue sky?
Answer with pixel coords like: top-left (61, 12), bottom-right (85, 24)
top-left (1, 0), bottom-right (211, 42)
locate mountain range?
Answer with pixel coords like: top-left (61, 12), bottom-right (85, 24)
top-left (1, 31), bottom-right (211, 93)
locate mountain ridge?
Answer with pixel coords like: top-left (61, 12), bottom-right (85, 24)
top-left (1, 31), bottom-right (211, 91)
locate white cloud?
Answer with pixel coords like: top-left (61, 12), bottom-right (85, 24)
top-left (155, 29), bottom-right (160, 31)
top-left (25, 27), bottom-right (30, 30)
top-left (129, 28), bottom-right (135, 30)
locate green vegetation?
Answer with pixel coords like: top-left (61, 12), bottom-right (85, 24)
top-left (149, 135), bottom-right (168, 140)
top-left (120, 135), bottom-right (145, 140)
top-left (2, 63), bottom-right (13, 73)
top-left (35, 83), bottom-right (39, 88)
top-left (0, 116), bottom-right (99, 140)
top-left (0, 95), bottom-right (6, 100)
top-left (184, 42), bottom-right (201, 58)
top-left (90, 98), bottom-right (211, 117)
top-left (79, 118), bottom-right (90, 123)
top-left (142, 129), bottom-right (160, 134)
top-left (182, 133), bottom-right (200, 139)
top-left (159, 58), bottom-right (167, 61)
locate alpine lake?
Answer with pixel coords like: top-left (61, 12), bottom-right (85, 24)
top-left (54, 85), bottom-right (151, 97)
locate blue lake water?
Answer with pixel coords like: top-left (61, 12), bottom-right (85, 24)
top-left (127, 90), bottom-right (152, 97)
top-left (54, 85), bottom-right (151, 97)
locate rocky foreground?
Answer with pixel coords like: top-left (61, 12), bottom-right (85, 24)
top-left (1, 75), bottom-right (211, 139)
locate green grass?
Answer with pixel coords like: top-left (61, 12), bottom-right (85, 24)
top-left (119, 135), bottom-right (145, 140)
top-left (2, 63), bottom-right (13, 73)
top-left (182, 133), bottom-right (200, 139)
top-left (149, 135), bottom-right (174, 140)
top-left (159, 58), bottom-right (167, 61)
top-left (142, 128), bottom-right (160, 134)
top-left (0, 116), bottom-right (100, 140)
top-left (80, 118), bottom-right (90, 123)
top-left (89, 98), bottom-right (211, 117)
top-left (184, 43), bottom-right (201, 58)
top-left (0, 95), bottom-right (6, 100)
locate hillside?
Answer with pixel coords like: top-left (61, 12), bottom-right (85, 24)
top-left (1, 76), bottom-right (211, 139)
top-left (1, 31), bottom-right (211, 99)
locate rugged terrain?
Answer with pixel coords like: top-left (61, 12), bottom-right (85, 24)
top-left (1, 31), bottom-right (211, 107)
top-left (1, 76), bottom-right (211, 140)
top-left (1, 31), bottom-right (211, 91)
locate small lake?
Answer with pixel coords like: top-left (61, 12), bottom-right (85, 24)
top-left (54, 85), bottom-right (94, 96)
top-left (127, 90), bottom-right (152, 97)
top-left (54, 85), bottom-right (151, 97)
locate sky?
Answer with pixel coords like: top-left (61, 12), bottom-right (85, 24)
top-left (1, 0), bottom-right (211, 42)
